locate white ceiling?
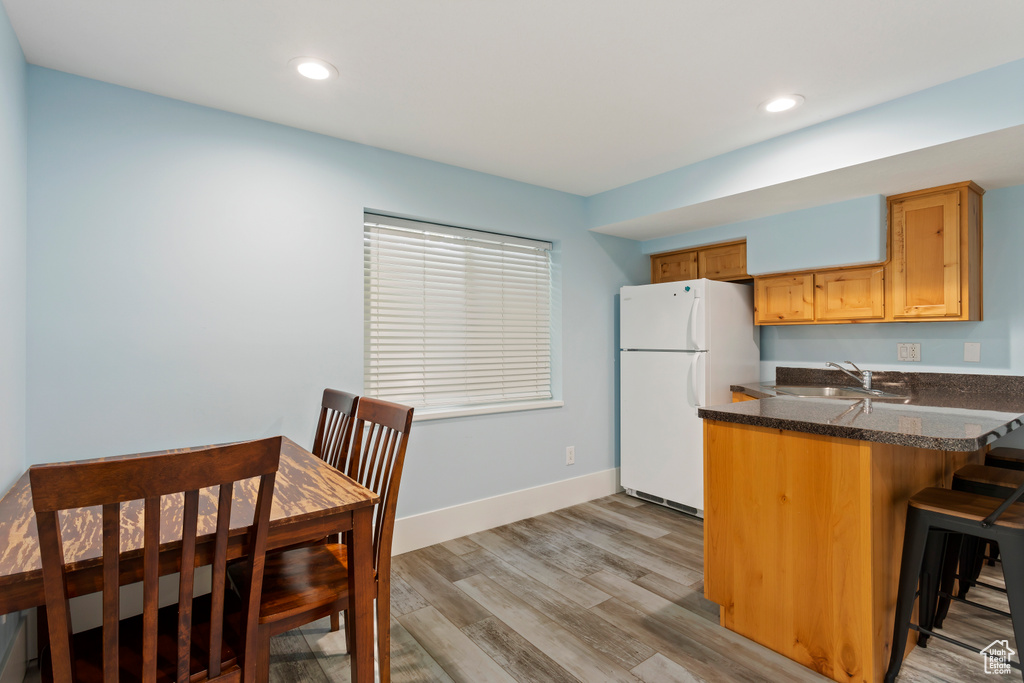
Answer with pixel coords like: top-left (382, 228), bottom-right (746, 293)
top-left (4, 0), bottom-right (1024, 205)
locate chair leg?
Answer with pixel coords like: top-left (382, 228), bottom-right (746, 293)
top-left (255, 625), bottom-right (272, 683)
top-left (330, 611), bottom-right (340, 633)
top-left (343, 608), bottom-right (353, 655)
top-left (934, 532), bottom-right (962, 628)
top-left (917, 530), bottom-right (947, 648)
top-left (885, 508), bottom-right (931, 683)
top-left (378, 592), bottom-right (391, 683)
top-left (997, 541), bottom-right (1024, 683)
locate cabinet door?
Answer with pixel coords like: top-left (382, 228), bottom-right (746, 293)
top-left (814, 267), bottom-right (885, 321)
top-left (754, 274), bottom-right (815, 324)
top-left (698, 242), bottom-right (747, 281)
top-left (651, 250), bottom-right (697, 283)
top-left (891, 190), bottom-right (961, 318)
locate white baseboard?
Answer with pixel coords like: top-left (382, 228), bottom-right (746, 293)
top-left (392, 467), bottom-right (621, 556)
top-left (0, 619), bottom-right (26, 683)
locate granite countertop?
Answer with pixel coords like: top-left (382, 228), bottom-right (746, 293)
top-left (698, 368), bottom-right (1024, 452)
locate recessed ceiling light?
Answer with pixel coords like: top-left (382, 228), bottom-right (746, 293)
top-left (761, 95), bottom-right (805, 113)
top-left (289, 57), bottom-right (338, 81)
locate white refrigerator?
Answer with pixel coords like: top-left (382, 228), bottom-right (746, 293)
top-left (619, 279), bottom-right (759, 516)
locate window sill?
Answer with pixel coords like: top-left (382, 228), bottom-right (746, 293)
top-left (412, 399), bottom-right (564, 422)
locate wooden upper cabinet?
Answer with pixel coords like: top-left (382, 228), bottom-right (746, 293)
top-left (814, 267), bottom-right (885, 321)
top-left (698, 242), bottom-right (748, 281)
top-left (754, 274), bottom-right (814, 324)
top-left (889, 182), bottom-right (982, 321)
top-left (651, 240), bottom-right (747, 284)
top-left (651, 250), bottom-right (697, 283)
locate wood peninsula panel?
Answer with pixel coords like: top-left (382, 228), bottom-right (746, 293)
top-left (703, 419), bottom-right (982, 683)
top-left (814, 266), bottom-right (884, 321)
top-left (731, 391), bottom-right (758, 403)
top-left (754, 274), bottom-right (814, 323)
top-left (651, 249), bottom-right (697, 284)
top-left (698, 242), bottom-right (748, 281)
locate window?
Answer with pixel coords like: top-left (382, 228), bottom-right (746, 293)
top-left (364, 214), bottom-right (553, 414)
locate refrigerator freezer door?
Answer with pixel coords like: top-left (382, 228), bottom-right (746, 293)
top-left (620, 281), bottom-right (705, 351)
top-left (620, 350), bottom-right (706, 512)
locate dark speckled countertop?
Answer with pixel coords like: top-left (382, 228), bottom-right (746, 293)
top-left (697, 368), bottom-right (1024, 452)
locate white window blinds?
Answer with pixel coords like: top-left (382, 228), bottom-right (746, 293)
top-left (364, 214), bottom-right (553, 410)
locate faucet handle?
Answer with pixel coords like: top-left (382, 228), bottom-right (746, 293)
top-left (843, 360), bottom-right (863, 374)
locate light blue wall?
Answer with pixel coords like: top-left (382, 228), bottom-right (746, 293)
top-left (0, 0), bottom-right (27, 497)
top-left (641, 195), bottom-right (887, 274)
top-left (587, 58), bottom-right (1024, 230)
top-left (0, 0), bottom-right (26, 667)
top-left (26, 67), bottom-right (648, 518)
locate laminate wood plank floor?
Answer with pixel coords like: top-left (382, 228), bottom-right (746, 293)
top-left (20, 494), bottom-right (1016, 682)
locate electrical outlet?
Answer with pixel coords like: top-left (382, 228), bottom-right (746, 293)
top-left (565, 446), bottom-right (575, 465)
top-left (965, 342), bottom-right (981, 362)
top-left (897, 343), bottom-right (921, 362)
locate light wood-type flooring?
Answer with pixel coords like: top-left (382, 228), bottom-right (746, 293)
top-left (22, 493), bottom-right (1017, 682)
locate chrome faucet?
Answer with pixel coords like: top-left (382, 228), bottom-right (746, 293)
top-left (826, 360), bottom-right (873, 391)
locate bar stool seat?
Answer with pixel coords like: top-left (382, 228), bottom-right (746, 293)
top-left (910, 487), bottom-right (1024, 527)
top-left (988, 447), bottom-right (1024, 471)
top-left (956, 464), bottom-right (1024, 493)
top-left (885, 482), bottom-right (1024, 683)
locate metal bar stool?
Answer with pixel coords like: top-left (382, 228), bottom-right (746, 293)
top-left (929, 465), bottom-right (1024, 634)
top-left (885, 479), bottom-right (1024, 682)
top-left (946, 450), bottom-right (1024, 610)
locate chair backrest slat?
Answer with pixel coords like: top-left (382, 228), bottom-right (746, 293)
top-left (35, 509), bottom-right (74, 682)
top-left (206, 483), bottom-right (233, 679)
top-left (176, 489), bottom-right (200, 681)
top-left (142, 495), bottom-right (160, 683)
top-left (30, 437), bottom-right (283, 683)
top-left (101, 503), bottom-right (119, 683)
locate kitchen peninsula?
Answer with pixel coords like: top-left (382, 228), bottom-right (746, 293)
top-left (698, 369), bottom-right (1024, 683)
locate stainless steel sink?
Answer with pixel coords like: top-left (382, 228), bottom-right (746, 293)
top-left (770, 385), bottom-right (909, 400)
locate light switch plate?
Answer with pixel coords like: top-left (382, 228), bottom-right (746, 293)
top-left (964, 342), bottom-right (981, 362)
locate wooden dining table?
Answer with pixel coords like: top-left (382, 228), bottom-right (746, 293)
top-left (0, 436), bottom-right (379, 682)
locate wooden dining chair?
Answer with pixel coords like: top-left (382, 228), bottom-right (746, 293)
top-left (309, 388), bottom-right (359, 632)
top-left (230, 398), bottom-right (414, 683)
top-left (31, 436), bottom-right (283, 683)
top-left (311, 389), bottom-right (359, 472)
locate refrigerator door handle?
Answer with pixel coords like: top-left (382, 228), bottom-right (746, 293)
top-left (695, 352), bottom-right (706, 407)
top-left (687, 296), bottom-right (702, 349)
top-left (689, 353), bottom-right (702, 408)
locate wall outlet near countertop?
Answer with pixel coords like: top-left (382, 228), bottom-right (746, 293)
top-left (964, 342), bottom-right (981, 362)
top-left (897, 343), bottom-right (921, 362)
top-left (566, 446), bottom-right (575, 465)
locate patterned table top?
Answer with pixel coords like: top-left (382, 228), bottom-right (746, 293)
top-left (0, 436), bottom-right (377, 612)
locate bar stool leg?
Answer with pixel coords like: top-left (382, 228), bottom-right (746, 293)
top-left (917, 530), bottom-right (947, 647)
top-left (996, 540), bottom-right (1024, 682)
top-left (885, 508), bottom-right (931, 683)
top-left (958, 535), bottom-right (982, 600)
top-left (934, 532), bottom-right (963, 628)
